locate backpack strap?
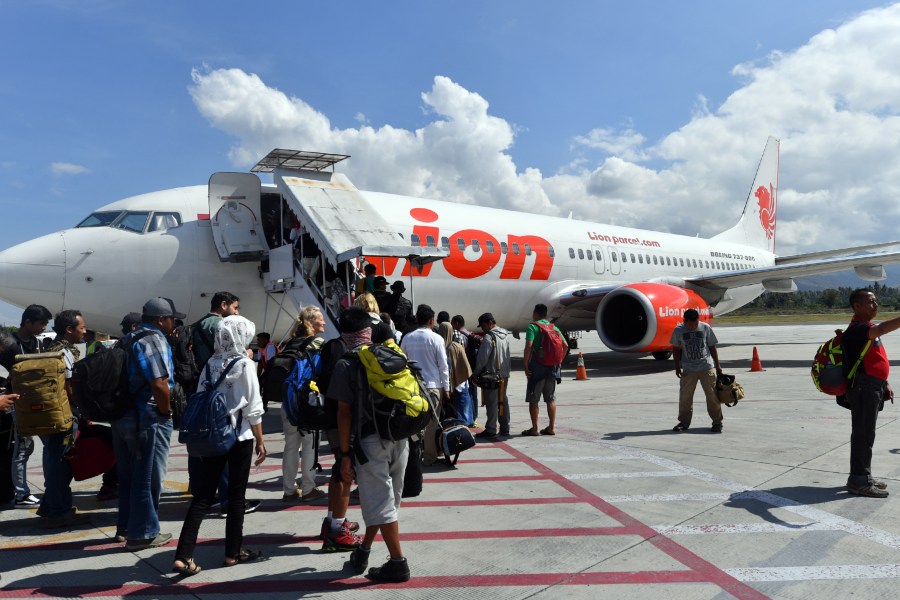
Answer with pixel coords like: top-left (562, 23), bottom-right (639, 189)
top-left (847, 338), bottom-right (873, 384)
top-left (204, 356), bottom-right (244, 391)
top-left (193, 319), bottom-right (215, 355)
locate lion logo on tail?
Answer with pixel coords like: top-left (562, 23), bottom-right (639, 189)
top-left (755, 183), bottom-right (776, 240)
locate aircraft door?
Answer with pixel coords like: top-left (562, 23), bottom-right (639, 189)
top-left (591, 245), bottom-right (605, 275)
top-left (607, 246), bottom-right (621, 275)
top-left (209, 172), bottom-right (267, 262)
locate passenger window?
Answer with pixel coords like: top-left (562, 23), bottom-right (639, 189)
top-left (569, 248), bottom-right (575, 259)
top-left (665, 257), bottom-right (671, 266)
top-left (411, 234), bottom-right (421, 246)
top-left (115, 211), bottom-right (150, 234)
top-left (512, 243), bottom-right (521, 255)
top-left (630, 253), bottom-right (636, 263)
top-left (692, 259), bottom-right (698, 268)
top-left (147, 212), bottom-right (182, 233)
top-left (486, 240), bottom-right (495, 253)
top-left (638, 255), bottom-right (644, 264)
top-left (524, 244), bottom-right (533, 256)
top-left (456, 238), bottom-right (465, 251)
top-left (441, 237), bottom-right (450, 251)
top-left (548, 245), bottom-right (555, 258)
top-left (612, 252), bottom-right (618, 262)
top-left (645, 254), bottom-right (650, 264)
top-left (653, 256), bottom-right (658, 265)
top-left (595, 250), bottom-right (602, 261)
top-left (578, 249), bottom-right (584, 259)
top-left (426, 235), bottom-right (436, 247)
top-left (472, 240), bottom-right (481, 252)
top-left (621, 253), bottom-right (628, 263)
top-left (679, 258), bottom-right (684, 267)
top-left (77, 211), bottom-right (124, 228)
top-left (501, 242), bottom-right (508, 254)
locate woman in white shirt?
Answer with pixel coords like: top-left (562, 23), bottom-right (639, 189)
top-left (172, 315), bottom-right (267, 576)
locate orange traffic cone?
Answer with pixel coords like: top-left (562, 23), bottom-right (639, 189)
top-left (750, 346), bottom-right (765, 372)
top-left (574, 352), bottom-right (589, 380)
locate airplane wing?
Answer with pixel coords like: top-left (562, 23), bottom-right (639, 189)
top-left (687, 249), bottom-right (900, 291)
top-left (552, 246), bottom-right (900, 326)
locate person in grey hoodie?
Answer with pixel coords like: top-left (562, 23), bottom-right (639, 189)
top-left (473, 313), bottom-right (512, 438)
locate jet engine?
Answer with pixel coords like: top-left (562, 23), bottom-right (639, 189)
top-left (596, 282), bottom-right (711, 353)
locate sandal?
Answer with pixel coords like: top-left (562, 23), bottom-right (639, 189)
top-left (521, 428), bottom-right (540, 436)
top-left (540, 427), bottom-right (555, 436)
top-left (223, 548), bottom-right (262, 566)
top-left (172, 559), bottom-right (202, 577)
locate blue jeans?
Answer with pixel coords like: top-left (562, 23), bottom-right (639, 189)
top-left (11, 413), bottom-right (35, 500)
top-left (112, 403), bottom-right (172, 540)
top-left (38, 430), bottom-right (73, 518)
top-left (453, 387), bottom-right (474, 426)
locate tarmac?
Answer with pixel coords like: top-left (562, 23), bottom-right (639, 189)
top-left (2, 322), bottom-right (900, 599)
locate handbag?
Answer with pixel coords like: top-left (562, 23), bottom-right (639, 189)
top-left (715, 373), bottom-right (745, 407)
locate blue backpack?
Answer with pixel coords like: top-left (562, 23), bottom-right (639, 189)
top-left (282, 347), bottom-right (323, 431)
top-left (178, 357), bottom-right (243, 457)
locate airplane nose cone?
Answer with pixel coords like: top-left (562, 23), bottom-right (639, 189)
top-left (0, 232), bottom-right (66, 312)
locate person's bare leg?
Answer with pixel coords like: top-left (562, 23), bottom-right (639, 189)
top-left (546, 401), bottom-right (556, 433)
top-left (528, 403), bottom-right (540, 433)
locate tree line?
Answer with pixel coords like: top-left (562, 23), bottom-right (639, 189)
top-left (727, 283), bottom-right (900, 315)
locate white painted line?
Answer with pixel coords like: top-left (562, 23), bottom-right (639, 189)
top-left (654, 522), bottom-right (834, 535)
top-left (565, 471), bottom-right (680, 480)
top-left (727, 564), bottom-right (900, 582)
top-left (541, 455), bottom-right (636, 462)
top-left (604, 493), bottom-right (733, 503)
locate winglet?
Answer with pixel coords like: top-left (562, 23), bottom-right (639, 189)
top-left (711, 137), bottom-right (780, 253)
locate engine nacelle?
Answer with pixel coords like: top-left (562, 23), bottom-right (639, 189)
top-left (596, 282), bottom-right (711, 352)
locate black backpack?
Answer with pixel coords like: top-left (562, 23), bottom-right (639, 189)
top-left (170, 322), bottom-right (206, 388)
top-left (71, 330), bottom-right (157, 422)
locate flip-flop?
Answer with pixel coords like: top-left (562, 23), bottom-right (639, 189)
top-left (172, 559), bottom-right (202, 577)
top-left (223, 548), bottom-right (262, 567)
top-left (521, 428), bottom-right (540, 436)
top-left (540, 427), bottom-right (556, 436)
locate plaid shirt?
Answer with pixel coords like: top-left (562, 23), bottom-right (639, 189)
top-left (126, 324), bottom-right (174, 404)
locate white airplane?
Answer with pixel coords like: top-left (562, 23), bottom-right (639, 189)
top-left (1, 137), bottom-right (898, 357)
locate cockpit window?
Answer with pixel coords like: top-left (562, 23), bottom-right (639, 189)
top-left (114, 212), bottom-right (150, 234)
top-left (76, 211), bottom-right (124, 228)
top-left (147, 212), bottom-right (182, 232)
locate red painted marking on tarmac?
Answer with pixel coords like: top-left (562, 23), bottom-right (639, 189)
top-left (498, 442), bottom-right (769, 600)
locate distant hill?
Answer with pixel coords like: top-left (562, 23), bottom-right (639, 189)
top-left (795, 265), bottom-right (900, 291)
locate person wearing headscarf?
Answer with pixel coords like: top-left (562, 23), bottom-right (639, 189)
top-left (438, 321), bottom-right (473, 425)
top-left (172, 315), bottom-right (267, 576)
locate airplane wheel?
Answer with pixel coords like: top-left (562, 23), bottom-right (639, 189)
top-left (651, 351), bottom-right (672, 361)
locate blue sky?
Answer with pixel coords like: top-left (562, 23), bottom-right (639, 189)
top-left (2, 1), bottom-right (899, 324)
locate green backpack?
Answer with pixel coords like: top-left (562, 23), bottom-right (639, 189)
top-left (11, 351), bottom-right (74, 436)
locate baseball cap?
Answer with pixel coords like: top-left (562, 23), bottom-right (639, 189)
top-left (120, 312), bottom-right (142, 328)
top-left (477, 312), bottom-right (495, 326)
top-left (142, 297), bottom-right (186, 320)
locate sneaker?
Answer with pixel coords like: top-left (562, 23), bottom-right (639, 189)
top-left (114, 530), bottom-right (127, 543)
top-left (96, 485), bottom-right (119, 502)
top-left (672, 423), bottom-right (688, 432)
top-left (711, 423), bottom-right (723, 433)
top-left (474, 431), bottom-right (497, 439)
top-left (42, 511), bottom-right (88, 529)
top-left (847, 484), bottom-right (890, 498)
top-left (15, 494), bottom-right (40, 506)
top-left (301, 488), bottom-right (327, 503)
top-left (348, 546), bottom-right (370, 574)
top-left (319, 517), bottom-right (360, 540)
top-left (125, 532), bottom-right (172, 550)
top-left (219, 500), bottom-right (261, 517)
top-left (323, 527), bottom-right (361, 552)
top-left (282, 488), bottom-right (302, 503)
top-left (367, 557), bottom-right (410, 582)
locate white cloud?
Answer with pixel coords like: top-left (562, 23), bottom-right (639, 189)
top-left (189, 4), bottom-right (900, 254)
top-left (50, 162), bottom-right (89, 176)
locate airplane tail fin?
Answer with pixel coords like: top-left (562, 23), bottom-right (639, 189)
top-left (711, 136), bottom-right (780, 253)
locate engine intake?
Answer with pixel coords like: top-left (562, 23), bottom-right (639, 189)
top-left (596, 283), bottom-right (711, 352)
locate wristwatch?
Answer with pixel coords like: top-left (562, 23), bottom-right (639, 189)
top-left (158, 409), bottom-right (173, 418)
